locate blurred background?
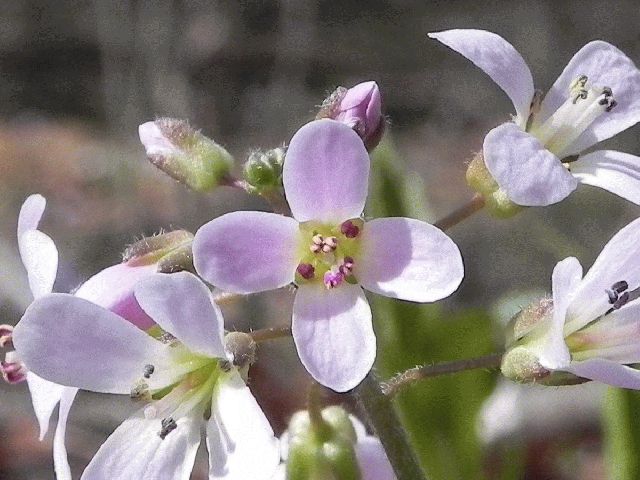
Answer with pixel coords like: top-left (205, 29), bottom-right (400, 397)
top-left (1, 1), bottom-right (640, 478)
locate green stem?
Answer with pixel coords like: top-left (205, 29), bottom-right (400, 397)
top-left (249, 326), bottom-right (292, 343)
top-left (351, 372), bottom-right (429, 480)
top-left (433, 193), bottom-right (485, 231)
top-left (381, 353), bottom-right (503, 397)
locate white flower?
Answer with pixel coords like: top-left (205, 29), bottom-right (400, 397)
top-left (13, 271), bottom-right (279, 480)
top-left (430, 29), bottom-right (640, 206)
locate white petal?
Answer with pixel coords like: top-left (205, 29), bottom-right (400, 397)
top-left (537, 257), bottom-right (582, 369)
top-left (138, 121), bottom-right (181, 157)
top-left (53, 387), bottom-right (78, 480)
top-left (135, 272), bottom-right (226, 358)
top-left (571, 150), bottom-right (640, 205)
top-left (25, 372), bottom-right (66, 440)
top-left (14, 294), bottom-right (176, 394)
top-left (356, 218), bottom-right (463, 303)
top-left (81, 410), bottom-right (201, 480)
top-left (19, 230), bottom-right (58, 299)
top-left (484, 123), bottom-right (577, 206)
top-left (536, 41), bottom-right (640, 154)
top-left (18, 194), bottom-right (46, 237)
top-left (428, 29), bottom-right (534, 127)
top-left (355, 437), bottom-right (396, 480)
top-left (283, 119), bottom-right (370, 223)
top-left (292, 284), bottom-right (375, 392)
top-left (565, 217), bottom-right (640, 333)
top-left (565, 359), bottom-right (640, 389)
top-left (207, 371), bottom-right (280, 480)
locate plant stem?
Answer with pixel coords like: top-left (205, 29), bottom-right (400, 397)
top-left (434, 193), bottom-right (485, 231)
top-left (381, 353), bottom-right (503, 397)
top-left (220, 174), bottom-right (252, 192)
top-left (352, 372), bottom-right (429, 480)
top-left (249, 326), bottom-right (292, 343)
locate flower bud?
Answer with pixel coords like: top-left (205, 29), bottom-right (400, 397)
top-left (466, 152), bottom-right (522, 218)
top-left (317, 81), bottom-right (384, 151)
top-left (242, 147), bottom-right (285, 193)
top-left (138, 118), bottom-right (234, 192)
top-left (123, 229), bottom-right (194, 273)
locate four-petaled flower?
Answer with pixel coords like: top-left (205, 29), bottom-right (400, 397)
top-left (193, 119), bottom-right (464, 392)
top-left (13, 271), bottom-right (280, 480)
top-left (430, 29), bottom-right (640, 206)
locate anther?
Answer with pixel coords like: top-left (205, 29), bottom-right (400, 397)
top-left (323, 270), bottom-right (344, 289)
top-left (606, 99), bottom-right (617, 112)
top-left (310, 234), bottom-right (324, 253)
top-left (143, 364), bottom-right (155, 379)
top-left (296, 263), bottom-right (315, 280)
top-left (340, 220), bottom-right (360, 238)
top-left (339, 256), bottom-right (355, 276)
top-left (0, 325), bottom-right (13, 349)
top-left (321, 236), bottom-right (338, 253)
top-left (159, 417), bottom-right (177, 439)
top-left (130, 381), bottom-right (150, 400)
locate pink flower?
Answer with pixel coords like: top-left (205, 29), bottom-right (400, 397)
top-left (193, 119), bottom-right (464, 392)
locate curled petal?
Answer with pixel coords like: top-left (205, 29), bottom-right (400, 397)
top-left (565, 358), bottom-right (640, 389)
top-left (19, 230), bottom-right (58, 299)
top-left (283, 120), bottom-right (370, 223)
top-left (428, 29), bottom-right (534, 128)
top-left (484, 123), bottom-right (577, 206)
top-left (25, 372), bottom-right (67, 440)
top-left (18, 194), bottom-right (47, 237)
top-left (194, 211), bottom-right (299, 294)
top-left (53, 387), bottom-right (77, 480)
top-left (357, 218), bottom-right (463, 303)
top-left (292, 284), bottom-right (375, 392)
top-left (135, 272), bottom-right (226, 359)
top-left (571, 150), bottom-right (640, 205)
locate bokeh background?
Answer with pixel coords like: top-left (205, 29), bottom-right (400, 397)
top-left (1, 1), bottom-right (640, 478)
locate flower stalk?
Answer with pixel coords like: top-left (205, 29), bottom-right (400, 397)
top-left (433, 193), bottom-right (485, 231)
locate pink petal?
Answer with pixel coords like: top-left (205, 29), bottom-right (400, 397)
top-left (135, 272), bottom-right (226, 359)
top-left (283, 119), bottom-right (370, 223)
top-left (428, 29), bottom-right (534, 128)
top-left (356, 218), bottom-right (463, 303)
top-left (484, 123), bottom-right (577, 206)
top-left (193, 211), bottom-right (299, 294)
top-left (292, 283), bottom-right (375, 392)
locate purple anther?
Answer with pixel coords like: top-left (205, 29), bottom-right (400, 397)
top-left (1, 360), bottom-right (26, 384)
top-left (323, 270), bottom-right (344, 289)
top-left (0, 325), bottom-right (13, 349)
top-left (297, 263), bottom-right (315, 280)
top-left (340, 256), bottom-right (355, 276)
top-left (340, 220), bottom-right (360, 238)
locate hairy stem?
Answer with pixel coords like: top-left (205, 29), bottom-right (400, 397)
top-left (249, 326), bottom-right (292, 343)
top-left (434, 193), bottom-right (485, 231)
top-left (382, 353), bottom-right (503, 397)
top-left (352, 372), bottom-right (429, 480)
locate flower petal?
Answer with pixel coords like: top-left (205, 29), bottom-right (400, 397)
top-left (283, 119), bottom-right (370, 223)
top-left (193, 211), bottom-right (299, 294)
top-left (18, 194), bottom-right (47, 237)
top-left (565, 358), bottom-right (640, 389)
top-left (13, 294), bottom-right (175, 394)
top-left (25, 372), bottom-right (66, 440)
top-left (292, 283), bottom-right (375, 392)
top-left (537, 257), bottom-right (582, 369)
top-left (75, 263), bottom-right (158, 330)
top-left (565, 217), bottom-right (640, 333)
top-left (135, 272), bottom-right (226, 359)
top-left (355, 437), bottom-right (396, 480)
top-left (81, 410), bottom-right (201, 480)
top-left (138, 121), bottom-right (181, 157)
top-left (484, 122), bottom-right (577, 206)
top-left (53, 387), bottom-right (77, 480)
top-left (536, 41), bottom-right (640, 154)
top-left (19, 230), bottom-right (58, 299)
top-left (428, 29), bottom-right (534, 127)
top-left (207, 371), bottom-right (280, 480)
top-left (356, 218), bottom-right (463, 303)
top-left (571, 150), bottom-right (640, 205)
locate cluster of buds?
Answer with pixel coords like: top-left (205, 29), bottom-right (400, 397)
top-left (243, 147), bottom-right (285, 194)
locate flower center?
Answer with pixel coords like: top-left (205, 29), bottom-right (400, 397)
top-left (529, 74), bottom-right (617, 158)
top-left (295, 219), bottom-right (363, 289)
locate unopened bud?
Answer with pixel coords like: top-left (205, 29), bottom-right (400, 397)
top-left (466, 152), bottom-right (522, 219)
top-left (224, 332), bottom-right (257, 370)
top-left (243, 147), bottom-right (285, 193)
top-left (124, 230), bottom-right (194, 273)
top-left (138, 118), bottom-right (234, 192)
top-left (317, 81), bottom-right (385, 151)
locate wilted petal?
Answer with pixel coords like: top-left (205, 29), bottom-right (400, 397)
top-left (536, 41), bottom-right (640, 153)
top-left (207, 371), bottom-right (280, 480)
top-left (566, 217), bottom-right (640, 333)
top-left (428, 29), bottom-right (535, 127)
top-left (14, 294), bottom-right (175, 394)
top-left (19, 230), bottom-right (58, 299)
top-left (25, 372), bottom-right (66, 440)
top-left (53, 387), bottom-right (77, 480)
top-left (355, 437), bottom-right (396, 480)
top-left (18, 194), bottom-right (46, 237)
top-left (135, 272), bottom-right (226, 359)
top-left (357, 218), bottom-right (463, 303)
top-left (292, 283), bottom-right (375, 392)
top-left (566, 358), bottom-right (640, 389)
top-left (283, 120), bottom-right (370, 223)
top-left (194, 211), bottom-right (299, 294)
top-left (484, 122), bottom-right (577, 206)
top-left (81, 410), bottom-right (201, 480)
top-left (571, 150), bottom-right (640, 205)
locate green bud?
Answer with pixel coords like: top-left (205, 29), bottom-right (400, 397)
top-left (243, 147), bottom-right (285, 193)
top-left (123, 229), bottom-right (194, 272)
top-left (466, 152), bottom-right (522, 219)
top-left (138, 118), bottom-right (234, 192)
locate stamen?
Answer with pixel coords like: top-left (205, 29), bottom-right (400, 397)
top-left (130, 380), bottom-right (150, 401)
top-left (322, 236), bottom-right (338, 253)
top-left (310, 234), bottom-right (324, 253)
top-left (144, 364), bottom-right (155, 379)
top-left (340, 220), bottom-right (360, 238)
top-left (159, 417), bottom-right (177, 439)
top-left (339, 256), bottom-right (355, 276)
top-left (324, 270), bottom-right (344, 289)
top-left (0, 325), bottom-right (13, 349)
top-left (605, 281), bottom-right (640, 315)
top-left (296, 263), bottom-right (315, 280)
